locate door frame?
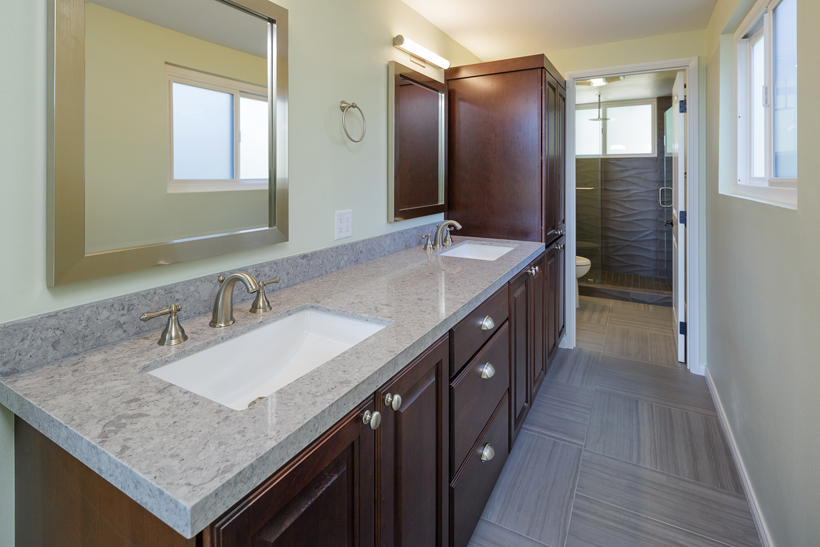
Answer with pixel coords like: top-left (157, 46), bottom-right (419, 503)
top-left (562, 57), bottom-right (703, 375)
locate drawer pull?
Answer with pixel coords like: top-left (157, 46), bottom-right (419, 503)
top-left (362, 410), bottom-right (381, 430)
top-left (479, 443), bottom-right (495, 463)
top-left (480, 316), bottom-right (495, 331)
top-left (480, 363), bottom-right (496, 379)
top-left (384, 393), bottom-right (402, 411)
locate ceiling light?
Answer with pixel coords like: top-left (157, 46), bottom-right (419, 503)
top-left (589, 78), bottom-right (607, 87)
top-left (393, 35), bottom-right (450, 69)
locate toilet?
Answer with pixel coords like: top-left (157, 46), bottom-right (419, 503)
top-left (575, 256), bottom-right (591, 308)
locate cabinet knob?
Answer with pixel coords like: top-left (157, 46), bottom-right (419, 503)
top-left (557, 230), bottom-right (564, 237)
top-left (384, 393), bottom-right (402, 411)
top-left (480, 443), bottom-right (495, 463)
top-left (480, 316), bottom-right (495, 331)
top-left (362, 410), bottom-right (381, 430)
top-left (480, 363), bottom-right (496, 379)
top-left (556, 244), bottom-right (564, 250)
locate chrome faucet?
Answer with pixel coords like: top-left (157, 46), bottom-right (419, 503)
top-left (433, 220), bottom-right (462, 251)
top-left (210, 273), bottom-right (260, 328)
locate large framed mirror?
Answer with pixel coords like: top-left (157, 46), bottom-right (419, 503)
top-left (387, 61), bottom-right (447, 222)
top-left (47, 0), bottom-right (288, 286)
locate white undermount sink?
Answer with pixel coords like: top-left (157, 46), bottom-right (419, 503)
top-left (437, 242), bottom-right (515, 261)
top-left (149, 307), bottom-right (388, 410)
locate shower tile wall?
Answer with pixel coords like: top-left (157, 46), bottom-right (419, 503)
top-left (577, 96), bottom-right (673, 279)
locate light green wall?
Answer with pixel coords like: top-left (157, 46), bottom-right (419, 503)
top-left (0, 0), bottom-right (479, 542)
top-left (85, 3), bottom-right (269, 252)
top-left (705, 0), bottom-right (820, 545)
top-left (546, 30), bottom-right (709, 368)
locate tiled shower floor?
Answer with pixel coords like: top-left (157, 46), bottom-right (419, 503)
top-left (579, 271), bottom-right (673, 307)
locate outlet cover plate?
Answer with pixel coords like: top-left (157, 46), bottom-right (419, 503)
top-left (335, 209), bottom-right (352, 240)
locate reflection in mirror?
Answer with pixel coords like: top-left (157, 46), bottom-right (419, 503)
top-left (84, 0), bottom-right (270, 253)
top-left (387, 61), bottom-right (447, 222)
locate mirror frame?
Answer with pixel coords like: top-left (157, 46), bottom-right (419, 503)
top-left (387, 61), bottom-right (447, 222)
top-left (47, 0), bottom-right (289, 286)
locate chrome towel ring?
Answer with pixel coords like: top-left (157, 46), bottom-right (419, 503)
top-left (340, 100), bottom-right (366, 143)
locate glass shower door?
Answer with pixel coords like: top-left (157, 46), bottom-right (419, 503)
top-left (575, 100), bottom-right (603, 284)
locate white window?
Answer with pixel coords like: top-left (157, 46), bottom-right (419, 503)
top-left (736, 0), bottom-right (797, 192)
top-left (167, 65), bottom-right (269, 193)
top-left (575, 99), bottom-right (657, 158)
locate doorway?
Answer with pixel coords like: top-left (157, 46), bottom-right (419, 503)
top-left (563, 58), bottom-right (701, 374)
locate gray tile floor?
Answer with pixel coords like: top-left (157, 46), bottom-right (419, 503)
top-left (469, 296), bottom-right (762, 547)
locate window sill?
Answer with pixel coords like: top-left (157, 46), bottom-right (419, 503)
top-left (722, 183), bottom-right (797, 210)
top-left (167, 180), bottom-right (268, 194)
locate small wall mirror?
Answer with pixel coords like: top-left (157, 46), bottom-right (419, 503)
top-left (387, 61), bottom-right (447, 222)
top-left (48, 0), bottom-right (288, 285)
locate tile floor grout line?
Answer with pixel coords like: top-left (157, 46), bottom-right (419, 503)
top-left (593, 384), bottom-right (719, 420)
top-left (571, 493), bottom-right (742, 547)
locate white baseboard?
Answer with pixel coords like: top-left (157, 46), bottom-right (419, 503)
top-left (705, 369), bottom-right (774, 547)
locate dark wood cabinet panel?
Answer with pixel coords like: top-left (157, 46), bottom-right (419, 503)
top-left (209, 399), bottom-right (376, 547)
top-left (450, 284), bottom-right (509, 378)
top-left (377, 335), bottom-right (449, 547)
top-left (15, 418), bottom-right (194, 547)
top-left (447, 69), bottom-right (543, 241)
top-left (449, 393), bottom-right (510, 547)
top-left (530, 253), bottom-right (547, 400)
top-left (450, 322), bottom-right (510, 474)
top-left (545, 239), bottom-right (566, 362)
top-left (556, 87), bottom-right (567, 232)
top-left (509, 270), bottom-right (530, 446)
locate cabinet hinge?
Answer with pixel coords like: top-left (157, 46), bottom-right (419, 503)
top-left (679, 99), bottom-right (687, 113)
top-left (679, 211), bottom-right (687, 225)
top-left (679, 321), bottom-right (687, 336)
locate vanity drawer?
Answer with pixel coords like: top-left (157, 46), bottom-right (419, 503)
top-left (451, 321), bottom-right (509, 474)
top-left (450, 393), bottom-right (509, 547)
top-left (450, 284), bottom-right (509, 378)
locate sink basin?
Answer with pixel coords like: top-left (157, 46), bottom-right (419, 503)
top-left (149, 307), bottom-right (388, 410)
top-left (437, 242), bottom-right (515, 261)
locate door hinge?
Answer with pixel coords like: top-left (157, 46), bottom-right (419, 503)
top-left (679, 211), bottom-right (687, 225)
top-left (679, 321), bottom-right (687, 336)
top-left (679, 99), bottom-right (687, 113)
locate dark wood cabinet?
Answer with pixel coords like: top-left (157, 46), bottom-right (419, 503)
top-left (509, 268), bottom-right (530, 446)
top-left (446, 55), bottom-right (566, 246)
top-left (376, 335), bottom-right (449, 547)
top-left (509, 252), bottom-right (547, 445)
top-left (546, 239), bottom-right (566, 361)
top-left (208, 398), bottom-right (377, 547)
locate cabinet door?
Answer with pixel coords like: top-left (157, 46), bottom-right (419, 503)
top-left (209, 399), bottom-right (376, 547)
top-left (546, 244), bottom-right (559, 359)
top-left (509, 270), bottom-right (530, 445)
top-left (377, 335), bottom-right (449, 547)
top-left (556, 241), bottom-right (566, 344)
top-left (530, 253), bottom-right (547, 399)
top-left (543, 74), bottom-right (559, 243)
top-left (556, 87), bottom-right (566, 231)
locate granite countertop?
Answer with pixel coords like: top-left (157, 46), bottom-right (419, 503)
top-left (0, 237), bottom-right (544, 538)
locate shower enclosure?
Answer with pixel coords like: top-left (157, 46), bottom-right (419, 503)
top-left (575, 90), bottom-right (674, 306)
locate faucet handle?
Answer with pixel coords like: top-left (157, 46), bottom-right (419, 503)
top-left (140, 304), bottom-right (188, 346)
top-left (422, 234), bottom-right (433, 252)
top-left (250, 276), bottom-right (280, 314)
top-left (443, 226), bottom-right (455, 248)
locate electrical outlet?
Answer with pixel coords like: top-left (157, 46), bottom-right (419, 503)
top-left (335, 209), bottom-right (352, 240)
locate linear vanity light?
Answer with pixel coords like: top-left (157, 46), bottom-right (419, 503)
top-left (393, 35), bottom-right (450, 69)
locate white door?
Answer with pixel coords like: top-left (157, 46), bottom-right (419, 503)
top-left (672, 71), bottom-right (686, 363)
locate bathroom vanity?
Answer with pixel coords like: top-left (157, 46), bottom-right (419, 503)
top-left (3, 236), bottom-right (566, 547)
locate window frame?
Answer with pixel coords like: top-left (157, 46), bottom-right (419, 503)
top-left (166, 65), bottom-right (269, 193)
top-left (575, 98), bottom-right (658, 159)
top-left (735, 0), bottom-right (797, 192)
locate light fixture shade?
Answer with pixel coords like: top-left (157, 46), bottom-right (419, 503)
top-left (590, 78), bottom-right (607, 87)
top-left (393, 35), bottom-right (450, 69)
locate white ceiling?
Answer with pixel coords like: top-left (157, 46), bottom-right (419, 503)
top-left (90, 0), bottom-right (268, 58)
top-left (400, 0), bottom-right (716, 61)
top-left (576, 70), bottom-right (679, 104)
